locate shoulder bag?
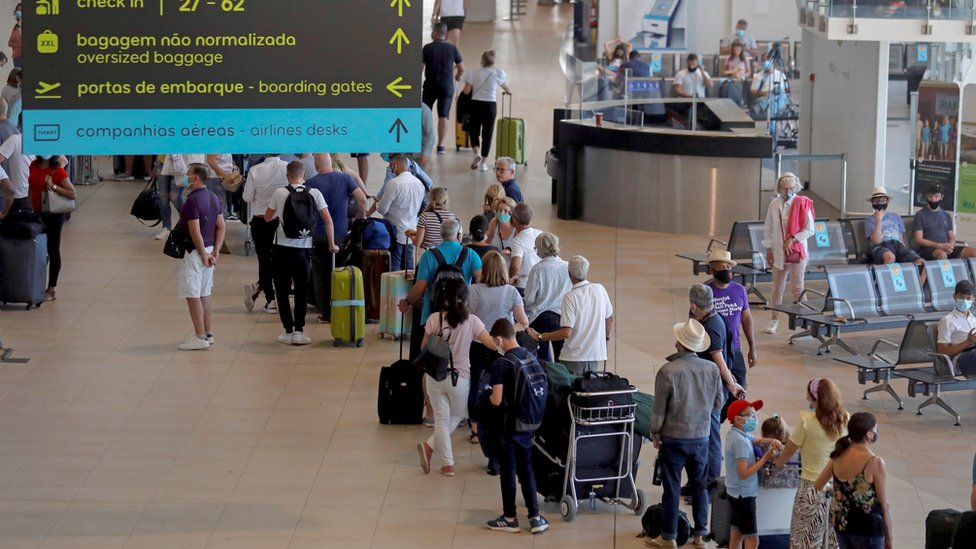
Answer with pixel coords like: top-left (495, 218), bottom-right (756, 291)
top-left (413, 315), bottom-right (458, 386)
top-left (42, 188), bottom-right (76, 214)
top-left (163, 229), bottom-right (193, 259)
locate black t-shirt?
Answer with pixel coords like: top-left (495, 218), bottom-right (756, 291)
top-left (422, 41), bottom-right (463, 94)
top-left (488, 346), bottom-right (536, 434)
top-left (466, 243), bottom-right (500, 259)
top-left (697, 311), bottom-right (734, 374)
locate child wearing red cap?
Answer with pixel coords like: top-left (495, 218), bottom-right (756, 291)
top-left (724, 399), bottom-right (784, 549)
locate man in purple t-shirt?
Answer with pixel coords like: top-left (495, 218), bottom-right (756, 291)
top-left (704, 250), bottom-right (757, 392)
top-left (174, 163), bottom-right (225, 351)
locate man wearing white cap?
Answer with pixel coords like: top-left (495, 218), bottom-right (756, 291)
top-left (866, 187), bottom-right (923, 266)
top-left (649, 318), bottom-right (725, 549)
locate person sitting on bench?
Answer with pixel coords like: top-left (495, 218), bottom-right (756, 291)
top-left (914, 182), bottom-right (976, 261)
top-left (866, 187), bottom-right (924, 268)
top-left (936, 280), bottom-right (976, 377)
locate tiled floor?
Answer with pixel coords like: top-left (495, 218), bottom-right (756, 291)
top-left (0, 3), bottom-right (972, 548)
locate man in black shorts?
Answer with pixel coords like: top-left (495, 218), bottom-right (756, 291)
top-left (422, 22), bottom-right (465, 155)
top-left (914, 183), bottom-right (976, 260)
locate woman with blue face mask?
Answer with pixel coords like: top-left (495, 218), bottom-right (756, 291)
top-left (8, 3), bottom-right (21, 69)
top-left (485, 196), bottom-right (516, 261)
top-left (762, 173), bottom-right (815, 335)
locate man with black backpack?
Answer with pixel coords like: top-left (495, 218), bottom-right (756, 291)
top-left (264, 161), bottom-right (339, 345)
top-left (484, 318), bottom-right (550, 535)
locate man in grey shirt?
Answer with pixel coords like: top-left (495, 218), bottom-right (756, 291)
top-left (649, 318), bottom-right (724, 549)
top-left (914, 182), bottom-right (976, 260)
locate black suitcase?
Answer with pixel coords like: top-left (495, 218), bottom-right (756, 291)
top-left (926, 508), bottom-right (961, 549)
top-left (377, 335), bottom-right (424, 425)
top-left (0, 235), bottom-right (48, 309)
top-left (642, 503), bottom-right (691, 546)
top-left (570, 371), bottom-right (633, 410)
top-left (953, 511), bottom-right (976, 548)
top-left (709, 478), bottom-right (732, 548)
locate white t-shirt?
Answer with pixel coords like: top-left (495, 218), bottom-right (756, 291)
top-left (424, 312), bottom-right (485, 378)
top-left (206, 154), bottom-right (235, 178)
top-left (751, 69), bottom-right (787, 94)
top-left (464, 67), bottom-right (507, 103)
top-left (560, 281), bottom-right (614, 362)
top-left (377, 171), bottom-right (425, 245)
top-left (267, 185), bottom-right (328, 249)
top-left (510, 226), bottom-right (543, 288)
top-left (440, 0), bottom-right (465, 17)
top-left (160, 154), bottom-right (205, 176)
top-left (674, 68), bottom-right (709, 98)
top-left (243, 156), bottom-right (289, 215)
top-left (938, 309), bottom-right (976, 346)
top-left (0, 133), bottom-right (33, 199)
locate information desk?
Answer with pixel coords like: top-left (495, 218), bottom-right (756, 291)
top-left (555, 98), bottom-right (773, 238)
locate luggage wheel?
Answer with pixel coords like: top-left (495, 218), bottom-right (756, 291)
top-left (333, 340), bottom-right (341, 347)
top-left (356, 340), bottom-right (364, 348)
top-left (559, 495), bottom-right (577, 522)
top-left (633, 488), bottom-right (648, 515)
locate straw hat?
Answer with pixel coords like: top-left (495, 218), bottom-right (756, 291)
top-left (673, 319), bottom-right (710, 353)
top-left (867, 187), bottom-right (890, 201)
top-left (707, 249), bottom-right (737, 268)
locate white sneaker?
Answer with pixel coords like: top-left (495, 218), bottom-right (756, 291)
top-left (264, 301), bottom-right (278, 314)
top-left (479, 161), bottom-right (490, 172)
top-left (765, 319), bottom-right (780, 335)
top-left (470, 156), bottom-right (482, 170)
top-left (154, 229), bottom-right (170, 241)
top-left (244, 284), bottom-right (257, 312)
top-left (178, 335), bottom-right (210, 351)
top-left (206, 334), bottom-right (215, 346)
top-left (292, 331), bottom-right (311, 345)
top-left (277, 332), bottom-right (294, 345)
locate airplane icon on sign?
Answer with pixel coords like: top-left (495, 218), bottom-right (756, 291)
top-left (35, 81), bottom-right (61, 99)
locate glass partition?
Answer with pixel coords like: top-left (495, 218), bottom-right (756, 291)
top-left (825, 0), bottom-right (975, 19)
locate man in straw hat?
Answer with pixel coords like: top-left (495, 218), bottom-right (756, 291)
top-left (648, 318), bottom-right (725, 549)
top-left (705, 249), bottom-right (758, 399)
top-left (866, 186), bottom-right (923, 267)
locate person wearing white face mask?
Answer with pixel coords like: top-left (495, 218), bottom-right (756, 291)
top-left (728, 19), bottom-right (758, 55)
top-left (936, 280), bottom-right (976, 376)
top-left (762, 173), bottom-right (815, 334)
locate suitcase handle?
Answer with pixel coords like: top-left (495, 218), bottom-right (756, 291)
top-left (502, 91), bottom-right (512, 120)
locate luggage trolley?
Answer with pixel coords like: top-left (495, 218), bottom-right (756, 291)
top-left (556, 386), bottom-right (646, 522)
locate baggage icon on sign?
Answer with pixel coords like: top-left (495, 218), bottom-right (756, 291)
top-left (37, 30), bottom-right (58, 54)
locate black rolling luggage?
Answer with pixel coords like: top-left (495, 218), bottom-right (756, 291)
top-left (926, 509), bottom-right (961, 549)
top-left (377, 325), bottom-right (424, 425)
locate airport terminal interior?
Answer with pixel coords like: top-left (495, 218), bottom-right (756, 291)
top-left (0, 0), bottom-right (974, 547)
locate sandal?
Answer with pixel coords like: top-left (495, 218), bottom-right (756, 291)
top-left (468, 431), bottom-right (479, 445)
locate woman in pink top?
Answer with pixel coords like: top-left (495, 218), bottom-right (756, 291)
top-left (8, 4), bottom-right (20, 69)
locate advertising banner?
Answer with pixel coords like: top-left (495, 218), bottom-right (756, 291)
top-left (914, 81), bottom-right (960, 211)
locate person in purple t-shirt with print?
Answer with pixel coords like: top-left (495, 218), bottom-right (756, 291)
top-left (705, 250), bottom-right (758, 395)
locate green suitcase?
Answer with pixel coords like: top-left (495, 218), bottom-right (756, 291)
top-left (331, 265), bottom-right (366, 347)
top-left (495, 92), bottom-right (526, 165)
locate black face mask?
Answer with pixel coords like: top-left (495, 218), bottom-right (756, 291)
top-left (928, 200), bottom-right (941, 210)
top-left (714, 270), bottom-right (733, 284)
top-left (688, 66), bottom-right (698, 72)
top-left (872, 203), bottom-right (887, 212)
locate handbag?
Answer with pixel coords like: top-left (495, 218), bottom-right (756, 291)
top-left (220, 167), bottom-right (243, 193)
top-left (413, 316), bottom-right (458, 386)
top-left (163, 229), bottom-right (192, 259)
top-left (167, 155), bottom-right (187, 175)
top-left (130, 178), bottom-right (162, 226)
top-left (42, 188), bottom-right (76, 214)
top-left (782, 220), bottom-right (802, 264)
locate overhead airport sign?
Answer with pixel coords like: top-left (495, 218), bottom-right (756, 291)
top-left (22, 0), bottom-right (422, 155)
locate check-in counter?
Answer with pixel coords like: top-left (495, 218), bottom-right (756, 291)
top-left (555, 98), bottom-right (773, 238)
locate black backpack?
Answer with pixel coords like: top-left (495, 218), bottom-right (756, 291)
top-left (429, 247), bottom-right (468, 312)
top-left (505, 351), bottom-right (548, 433)
top-left (281, 186), bottom-right (318, 239)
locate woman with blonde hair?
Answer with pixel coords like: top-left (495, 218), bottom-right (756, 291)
top-left (409, 187), bottom-right (458, 251)
top-left (467, 250), bottom-right (530, 449)
top-left (482, 184), bottom-right (505, 219)
top-left (485, 196), bottom-right (517, 255)
top-left (776, 378), bottom-right (849, 548)
top-left (763, 172), bottom-right (815, 334)
top-left (462, 50), bottom-right (511, 172)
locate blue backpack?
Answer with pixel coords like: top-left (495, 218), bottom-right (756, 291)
top-left (505, 351), bottom-right (548, 433)
top-left (363, 218), bottom-right (395, 251)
